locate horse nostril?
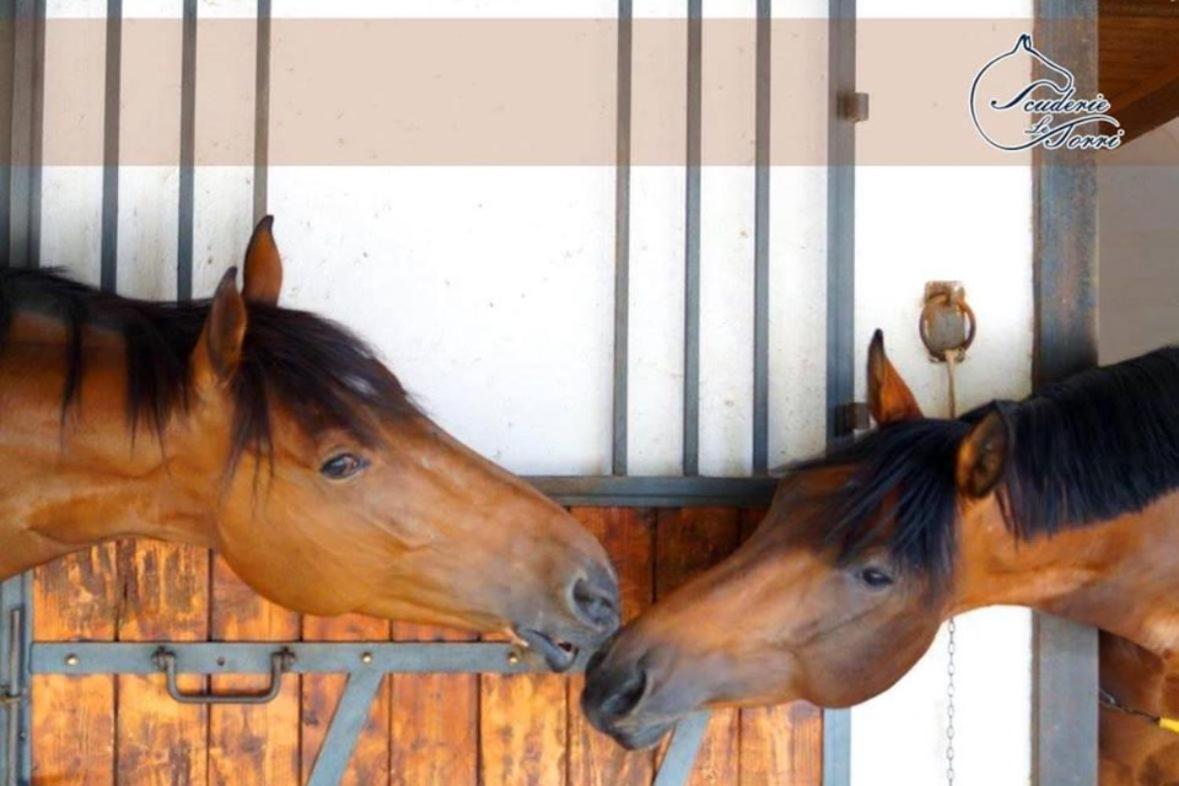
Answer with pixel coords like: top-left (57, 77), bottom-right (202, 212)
top-left (599, 665), bottom-right (648, 721)
top-left (572, 574), bottom-right (621, 633)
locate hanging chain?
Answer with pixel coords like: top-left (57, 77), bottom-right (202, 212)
top-left (943, 349), bottom-right (958, 786)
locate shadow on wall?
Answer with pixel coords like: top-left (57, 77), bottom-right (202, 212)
top-left (1098, 119), bottom-right (1179, 363)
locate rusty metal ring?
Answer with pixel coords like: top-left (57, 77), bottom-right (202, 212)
top-left (919, 292), bottom-right (977, 359)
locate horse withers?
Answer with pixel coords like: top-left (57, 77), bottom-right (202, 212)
top-left (0, 218), bottom-right (619, 670)
top-left (584, 329), bottom-right (1179, 752)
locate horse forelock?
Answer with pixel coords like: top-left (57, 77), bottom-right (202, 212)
top-left (0, 267), bottom-right (417, 470)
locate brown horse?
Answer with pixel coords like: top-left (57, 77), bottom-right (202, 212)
top-left (1100, 632), bottom-right (1179, 785)
top-left (0, 218), bottom-right (619, 670)
top-left (583, 329), bottom-right (1179, 756)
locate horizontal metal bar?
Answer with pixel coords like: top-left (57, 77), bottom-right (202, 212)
top-left (33, 642), bottom-right (565, 676)
top-left (525, 475), bottom-right (778, 507)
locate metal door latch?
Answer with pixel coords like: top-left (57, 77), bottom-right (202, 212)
top-left (920, 281), bottom-right (976, 362)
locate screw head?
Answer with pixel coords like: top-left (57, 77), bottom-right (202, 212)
top-left (360, 652), bottom-right (373, 664)
top-left (64, 654), bottom-right (79, 667)
top-left (506, 651), bottom-right (520, 665)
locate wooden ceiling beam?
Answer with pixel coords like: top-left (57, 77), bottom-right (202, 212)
top-left (1110, 57), bottom-right (1179, 143)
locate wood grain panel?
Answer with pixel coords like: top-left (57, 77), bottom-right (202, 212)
top-left (654, 508), bottom-right (742, 786)
top-left (31, 544), bottom-right (119, 786)
top-left (302, 612), bottom-right (391, 786)
top-left (480, 663), bottom-right (568, 786)
top-left (567, 507), bottom-right (657, 786)
top-left (208, 556), bottom-right (301, 786)
top-left (389, 622), bottom-right (478, 786)
top-left (114, 540), bottom-right (210, 786)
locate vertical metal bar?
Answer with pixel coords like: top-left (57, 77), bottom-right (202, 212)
top-left (4, 0), bottom-right (43, 270)
top-left (824, 0), bottom-right (856, 784)
top-left (100, 0), bottom-right (122, 293)
top-left (682, 0), bottom-right (702, 476)
top-left (652, 711), bottom-right (710, 786)
top-left (752, 0), bottom-right (771, 474)
top-left (611, 0), bottom-right (632, 476)
top-left (253, 0), bottom-right (270, 223)
top-left (305, 669), bottom-right (383, 786)
top-left (1032, 2), bottom-right (1099, 785)
top-left (0, 574), bottom-right (30, 786)
top-left (177, 0), bottom-right (196, 302)
top-left (825, 0), bottom-right (855, 445)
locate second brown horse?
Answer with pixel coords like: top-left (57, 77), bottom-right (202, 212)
top-left (585, 329), bottom-right (1179, 777)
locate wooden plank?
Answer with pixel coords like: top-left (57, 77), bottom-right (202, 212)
top-left (115, 539), bottom-right (210, 786)
top-left (388, 621), bottom-right (478, 786)
top-left (654, 507), bottom-right (742, 786)
top-left (208, 556), bottom-right (301, 786)
top-left (567, 507), bottom-right (656, 786)
top-left (302, 612), bottom-right (390, 785)
top-left (1107, 57), bottom-right (1179, 143)
top-left (737, 502), bottom-right (823, 786)
top-left (479, 655), bottom-right (568, 786)
top-left (31, 545), bottom-right (119, 786)
top-left (1034, 5), bottom-right (1101, 786)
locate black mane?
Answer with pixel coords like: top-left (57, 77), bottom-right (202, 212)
top-left (0, 268), bottom-right (415, 467)
top-left (806, 346), bottom-right (1179, 584)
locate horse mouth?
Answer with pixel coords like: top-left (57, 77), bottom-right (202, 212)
top-left (517, 628), bottom-right (580, 672)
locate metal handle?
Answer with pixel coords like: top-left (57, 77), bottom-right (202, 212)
top-left (919, 282), bottom-right (977, 363)
top-left (153, 647), bottom-right (294, 705)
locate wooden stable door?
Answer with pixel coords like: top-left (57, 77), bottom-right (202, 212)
top-left (29, 508), bottom-right (821, 786)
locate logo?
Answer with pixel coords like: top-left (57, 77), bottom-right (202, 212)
top-left (970, 34), bottom-right (1122, 152)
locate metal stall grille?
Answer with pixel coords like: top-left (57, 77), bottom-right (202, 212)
top-left (0, 1), bottom-right (859, 784)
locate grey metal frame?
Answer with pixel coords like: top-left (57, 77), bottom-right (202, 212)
top-left (1030, 2), bottom-right (1100, 784)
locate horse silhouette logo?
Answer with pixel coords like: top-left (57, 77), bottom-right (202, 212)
top-left (970, 34), bottom-right (1122, 152)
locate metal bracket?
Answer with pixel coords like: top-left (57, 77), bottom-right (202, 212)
top-left (0, 575), bottom-right (31, 786)
top-left (920, 281), bottom-right (976, 363)
top-left (839, 91), bottom-right (870, 123)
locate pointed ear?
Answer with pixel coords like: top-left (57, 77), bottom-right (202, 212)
top-left (242, 215), bottom-right (282, 306)
top-left (867, 329), bottom-right (923, 425)
top-left (192, 267), bottom-right (247, 384)
top-left (956, 408), bottom-right (1010, 498)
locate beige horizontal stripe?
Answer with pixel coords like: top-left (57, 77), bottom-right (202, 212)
top-left (16, 18), bottom-right (1133, 165)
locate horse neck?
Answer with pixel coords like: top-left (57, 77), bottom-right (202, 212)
top-left (955, 490), bottom-right (1179, 656)
top-left (0, 313), bottom-right (218, 576)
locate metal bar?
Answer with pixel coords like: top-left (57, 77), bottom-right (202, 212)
top-left (682, 0), bottom-right (702, 476)
top-left (0, 574), bottom-right (30, 786)
top-left (305, 668), bottom-right (383, 786)
top-left (611, 0), bottom-right (632, 476)
top-left (176, 0), bottom-right (196, 302)
top-left (525, 475), bottom-right (777, 508)
top-left (1032, 3), bottom-right (1099, 785)
top-left (653, 711), bottom-right (709, 786)
top-left (822, 707), bottom-right (851, 786)
top-left (253, 0), bottom-right (270, 223)
top-left (100, 0), bottom-right (121, 292)
top-left (824, 1), bottom-right (856, 785)
top-left (34, 642), bottom-right (557, 675)
top-left (752, 0), bottom-right (771, 474)
top-left (5, 0), bottom-right (42, 270)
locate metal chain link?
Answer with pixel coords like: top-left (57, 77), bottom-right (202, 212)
top-left (943, 350), bottom-right (958, 786)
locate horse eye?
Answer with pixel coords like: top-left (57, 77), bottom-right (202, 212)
top-left (859, 567), bottom-right (895, 589)
top-left (320, 453), bottom-right (369, 480)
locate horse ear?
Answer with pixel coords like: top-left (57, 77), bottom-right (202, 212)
top-left (956, 408), bottom-right (1010, 498)
top-left (867, 329), bottom-right (923, 425)
top-left (192, 267), bottom-right (247, 384)
top-left (242, 215), bottom-right (282, 306)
